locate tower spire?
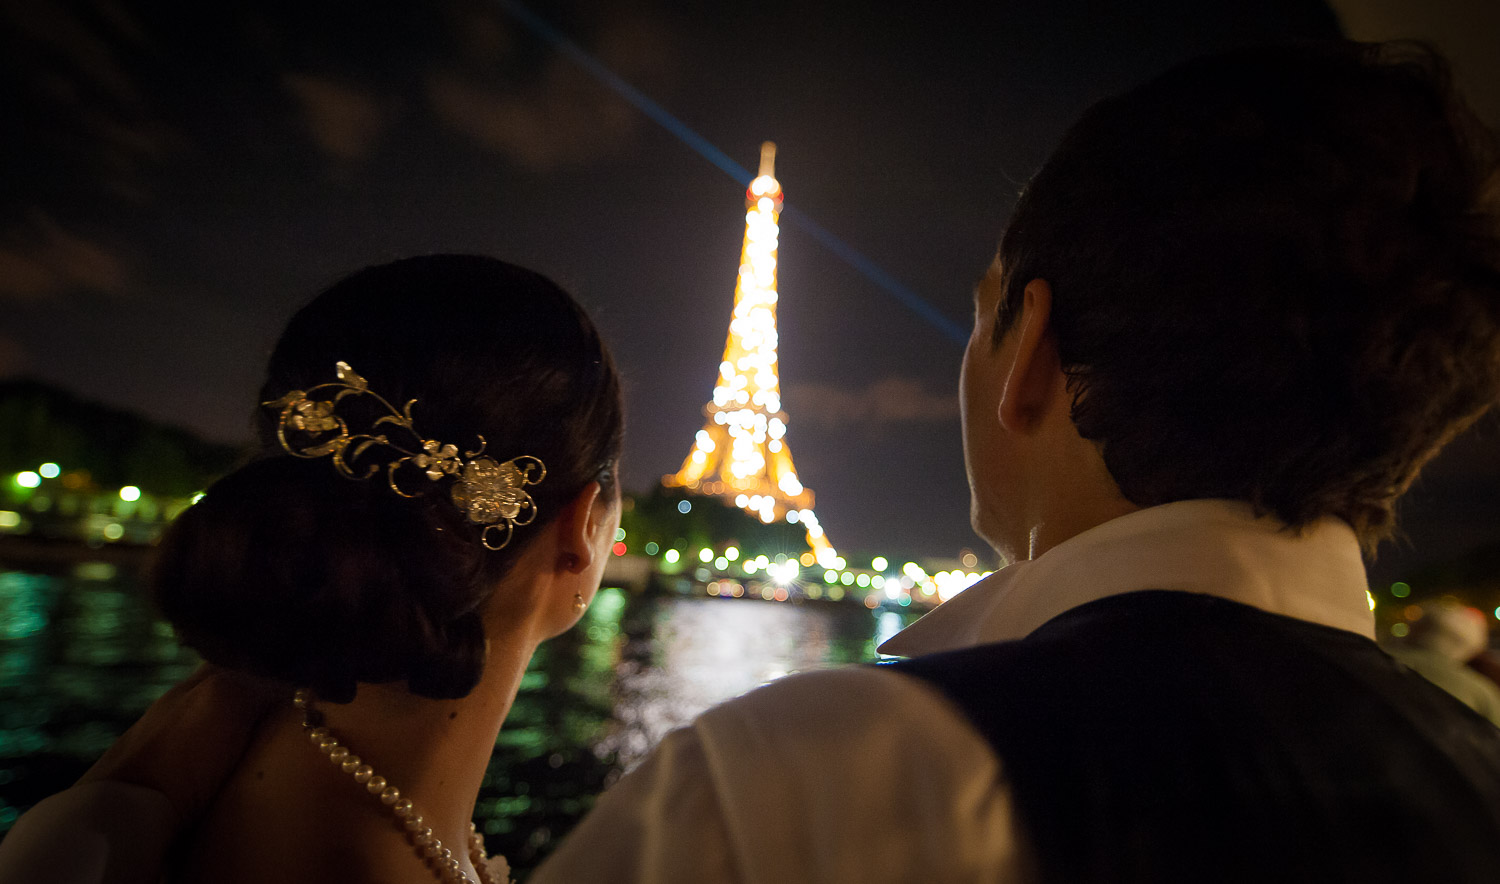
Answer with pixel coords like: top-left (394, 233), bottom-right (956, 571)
top-left (758, 140), bottom-right (776, 178)
top-left (664, 144), bottom-right (836, 566)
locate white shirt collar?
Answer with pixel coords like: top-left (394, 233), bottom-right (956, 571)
top-left (878, 499), bottom-right (1374, 657)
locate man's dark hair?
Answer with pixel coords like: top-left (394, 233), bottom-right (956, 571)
top-left (995, 41), bottom-right (1500, 548)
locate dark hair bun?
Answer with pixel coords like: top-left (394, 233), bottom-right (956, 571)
top-left (154, 457), bottom-right (489, 702)
top-left (153, 255), bottom-right (624, 703)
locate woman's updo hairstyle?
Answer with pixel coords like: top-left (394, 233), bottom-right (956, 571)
top-left (153, 256), bottom-right (624, 702)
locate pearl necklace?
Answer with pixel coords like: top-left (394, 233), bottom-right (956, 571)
top-left (294, 690), bottom-right (506, 884)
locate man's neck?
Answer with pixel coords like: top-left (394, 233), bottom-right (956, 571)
top-left (1025, 487), bottom-right (1140, 560)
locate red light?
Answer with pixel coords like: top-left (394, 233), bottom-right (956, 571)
top-left (612, 541), bottom-right (627, 556)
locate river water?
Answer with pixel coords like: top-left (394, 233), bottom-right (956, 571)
top-left (0, 566), bottom-right (915, 877)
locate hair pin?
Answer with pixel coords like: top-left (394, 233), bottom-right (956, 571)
top-left (263, 361), bottom-right (546, 550)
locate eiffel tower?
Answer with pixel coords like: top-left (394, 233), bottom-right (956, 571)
top-left (664, 142), bottom-right (837, 567)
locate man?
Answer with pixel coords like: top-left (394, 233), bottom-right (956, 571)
top-left (4, 39), bottom-right (1500, 883)
top-left (529, 40), bottom-right (1500, 882)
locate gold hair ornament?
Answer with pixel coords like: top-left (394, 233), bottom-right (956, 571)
top-left (263, 361), bottom-right (546, 550)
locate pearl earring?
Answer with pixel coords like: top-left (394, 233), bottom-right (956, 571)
top-left (573, 593), bottom-right (587, 613)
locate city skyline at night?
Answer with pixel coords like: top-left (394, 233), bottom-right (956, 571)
top-left (3, 0), bottom-right (1498, 578)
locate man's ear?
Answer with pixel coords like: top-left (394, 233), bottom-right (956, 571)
top-left (555, 481), bottom-right (604, 575)
top-left (999, 279), bottom-right (1062, 434)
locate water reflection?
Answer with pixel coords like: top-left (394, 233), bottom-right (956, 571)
top-left (601, 597), bottom-right (884, 768)
top-left (874, 610), bottom-right (906, 656)
top-left (0, 571), bottom-right (913, 876)
top-left (0, 569), bottom-right (198, 832)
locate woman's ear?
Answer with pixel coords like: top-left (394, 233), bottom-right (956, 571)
top-left (554, 481), bottom-right (605, 575)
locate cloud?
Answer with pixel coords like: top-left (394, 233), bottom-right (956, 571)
top-left (0, 335), bottom-right (24, 376)
top-left (425, 65), bottom-right (633, 171)
top-left (1, 0), bottom-right (177, 200)
top-left (425, 11), bottom-right (678, 170)
top-left (282, 73), bottom-right (391, 162)
top-left (0, 214), bottom-right (128, 300)
top-left (1, 0), bottom-right (144, 107)
top-left (784, 377), bottom-right (960, 430)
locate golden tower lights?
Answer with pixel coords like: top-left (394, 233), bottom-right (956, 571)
top-left (664, 142), bottom-right (837, 567)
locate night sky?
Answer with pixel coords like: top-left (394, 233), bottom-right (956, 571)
top-left (3, 0), bottom-right (1498, 580)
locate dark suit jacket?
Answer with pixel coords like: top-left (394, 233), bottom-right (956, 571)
top-left (887, 590), bottom-right (1500, 883)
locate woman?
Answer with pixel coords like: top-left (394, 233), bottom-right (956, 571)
top-left (150, 254), bottom-right (624, 883)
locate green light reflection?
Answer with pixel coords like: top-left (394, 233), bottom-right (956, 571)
top-left (0, 571), bottom-right (912, 878)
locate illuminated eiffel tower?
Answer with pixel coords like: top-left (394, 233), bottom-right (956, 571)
top-left (664, 142), bottom-right (837, 567)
